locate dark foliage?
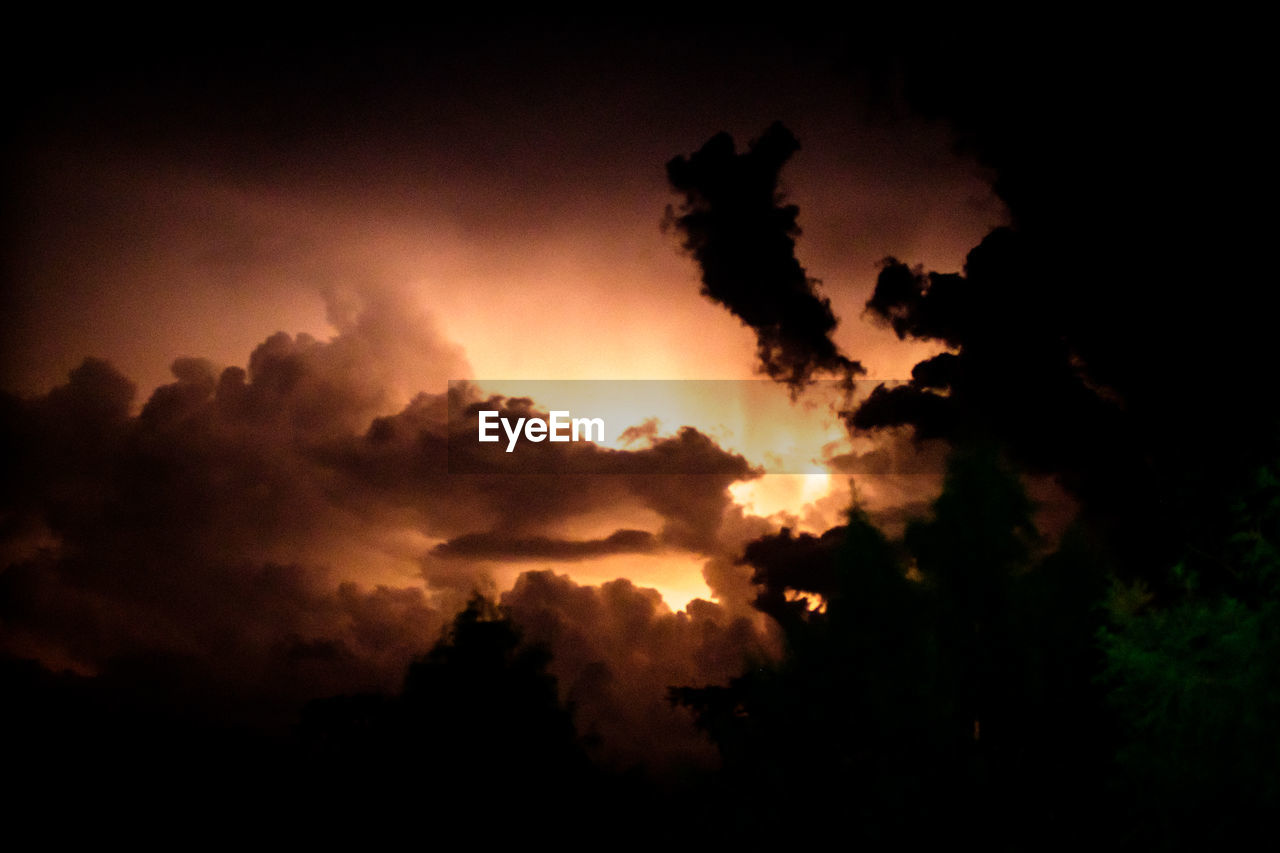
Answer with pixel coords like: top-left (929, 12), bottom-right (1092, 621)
top-left (1099, 461), bottom-right (1280, 847)
top-left (673, 446), bottom-right (1115, 847)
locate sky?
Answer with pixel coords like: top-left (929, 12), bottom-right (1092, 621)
top-left (1, 18), bottom-right (1008, 769)
top-left (4, 24), bottom-right (1001, 398)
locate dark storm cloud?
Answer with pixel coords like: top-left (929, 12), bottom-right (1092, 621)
top-left (739, 525), bottom-right (848, 616)
top-left (366, 389), bottom-right (774, 613)
top-left (825, 424), bottom-right (952, 476)
top-left (501, 569), bottom-right (775, 772)
top-left (0, 311), bottom-right (463, 720)
top-left (0, 21), bottom-right (1030, 768)
top-left (666, 121), bottom-right (864, 391)
top-left (822, 428), bottom-right (952, 538)
top-left (446, 391), bottom-right (761, 477)
top-left (433, 529), bottom-right (658, 560)
top-left (842, 30), bottom-right (1277, 586)
top-left (0, 294), bottom-right (773, 731)
top-left (341, 388), bottom-right (762, 564)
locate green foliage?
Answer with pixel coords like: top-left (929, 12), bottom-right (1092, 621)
top-left (1101, 594), bottom-right (1272, 737)
top-left (1098, 460), bottom-right (1280, 842)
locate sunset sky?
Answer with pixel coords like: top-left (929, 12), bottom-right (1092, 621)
top-left (7, 18), bottom-right (1273, 844)
top-left (2, 18), bottom-right (1007, 768)
top-left (5, 24), bottom-right (1001, 398)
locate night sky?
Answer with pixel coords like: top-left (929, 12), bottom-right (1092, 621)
top-left (3, 13), bottom-right (1273, 844)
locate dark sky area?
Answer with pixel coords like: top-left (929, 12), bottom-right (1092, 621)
top-left (3, 14), bottom-right (1005, 397)
top-left (2, 12), bottom-right (1273, 843)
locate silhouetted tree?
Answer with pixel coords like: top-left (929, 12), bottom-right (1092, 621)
top-left (674, 445), bottom-right (1114, 846)
top-left (296, 593), bottom-right (592, 824)
top-left (399, 593), bottom-right (585, 780)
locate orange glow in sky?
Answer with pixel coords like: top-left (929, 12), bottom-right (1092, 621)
top-left (4, 46), bottom-right (999, 616)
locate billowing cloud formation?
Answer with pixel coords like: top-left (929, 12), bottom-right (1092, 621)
top-left (502, 570), bottom-right (774, 772)
top-left (666, 122), bottom-right (863, 391)
top-left (341, 388), bottom-right (762, 568)
top-left (0, 298), bottom-right (471, 722)
top-left (0, 294), bottom-right (776, 746)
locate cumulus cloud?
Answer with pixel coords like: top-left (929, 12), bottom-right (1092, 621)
top-left (324, 387), bottom-right (758, 534)
top-left (665, 122), bottom-right (863, 392)
top-left (501, 570), bottom-right (775, 773)
top-left (0, 298), bottom-right (468, 721)
top-left (0, 294), bottom-right (779, 751)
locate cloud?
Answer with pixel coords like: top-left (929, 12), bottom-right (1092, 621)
top-left (433, 529), bottom-right (659, 560)
top-left (338, 387), bottom-right (763, 566)
top-left (0, 298), bottom-right (465, 720)
top-left (0, 294), bottom-right (776, 753)
top-left (665, 122), bottom-right (863, 391)
top-left (501, 569), bottom-right (775, 773)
